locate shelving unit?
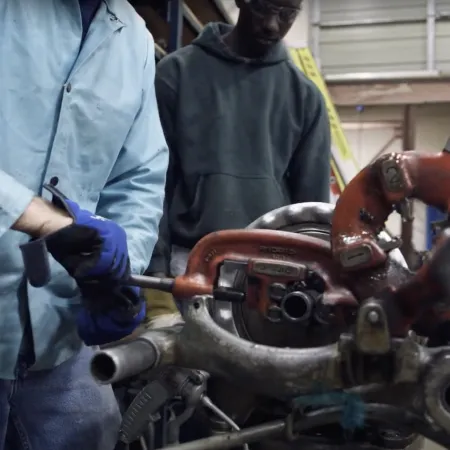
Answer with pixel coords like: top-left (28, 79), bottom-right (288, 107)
top-left (130, 0), bottom-right (232, 58)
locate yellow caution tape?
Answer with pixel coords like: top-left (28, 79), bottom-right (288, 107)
top-left (289, 48), bottom-right (359, 193)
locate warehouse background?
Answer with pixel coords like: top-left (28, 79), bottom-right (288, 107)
top-left (134, 0), bottom-right (450, 260)
top-left (316, 0), bottom-right (450, 253)
top-left (221, 0), bottom-right (450, 254)
top-left (132, 3), bottom-right (449, 447)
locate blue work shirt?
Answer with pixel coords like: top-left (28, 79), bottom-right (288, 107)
top-left (0, 0), bottom-right (168, 379)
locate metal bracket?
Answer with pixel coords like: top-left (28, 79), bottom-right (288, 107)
top-left (355, 300), bottom-right (391, 354)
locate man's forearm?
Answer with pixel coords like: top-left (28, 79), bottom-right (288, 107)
top-left (0, 168), bottom-right (72, 239)
top-left (12, 197), bottom-right (73, 237)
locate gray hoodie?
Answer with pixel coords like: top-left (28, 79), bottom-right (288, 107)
top-left (149, 23), bottom-right (331, 275)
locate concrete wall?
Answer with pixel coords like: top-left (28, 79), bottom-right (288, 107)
top-left (338, 103), bottom-right (450, 250)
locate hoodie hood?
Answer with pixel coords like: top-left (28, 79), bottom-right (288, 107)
top-left (192, 22), bottom-right (288, 65)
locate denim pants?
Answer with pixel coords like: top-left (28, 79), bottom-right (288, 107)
top-left (0, 345), bottom-right (121, 450)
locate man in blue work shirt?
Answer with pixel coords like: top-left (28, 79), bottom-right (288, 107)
top-left (0, 1), bottom-right (168, 449)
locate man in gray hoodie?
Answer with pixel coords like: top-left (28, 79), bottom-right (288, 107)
top-left (144, 0), bottom-right (331, 324)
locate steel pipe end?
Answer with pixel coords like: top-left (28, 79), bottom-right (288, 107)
top-left (90, 351), bottom-right (120, 384)
top-left (280, 291), bottom-right (314, 323)
top-left (424, 352), bottom-right (450, 433)
top-left (90, 337), bottom-right (161, 385)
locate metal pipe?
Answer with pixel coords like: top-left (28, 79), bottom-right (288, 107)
top-left (280, 291), bottom-right (313, 323)
top-left (91, 340), bottom-right (158, 384)
top-left (91, 329), bottom-right (178, 384)
top-left (325, 70), bottom-right (441, 83)
top-left (427, 0), bottom-right (437, 71)
top-left (163, 419), bottom-right (286, 450)
top-left (182, 3), bottom-right (203, 33)
top-left (342, 121), bottom-right (402, 131)
top-left (155, 44), bottom-right (167, 59)
top-left (400, 105), bottom-right (417, 268)
top-left (317, 17), bottom-right (426, 29)
top-left (310, 0), bottom-right (321, 69)
top-left (317, 15), bottom-right (450, 29)
top-left (367, 132), bottom-right (400, 165)
top-left (167, 0), bottom-right (183, 52)
top-left (175, 297), bottom-right (343, 398)
top-left (201, 396), bottom-right (250, 450)
top-left (211, 0), bottom-right (234, 24)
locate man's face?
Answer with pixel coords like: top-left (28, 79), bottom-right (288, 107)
top-left (237, 0), bottom-right (302, 50)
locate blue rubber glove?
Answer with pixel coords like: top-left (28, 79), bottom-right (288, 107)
top-left (43, 184), bottom-right (144, 344)
top-left (44, 184), bottom-right (130, 280)
top-left (77, 285), bottom-right (145, 345)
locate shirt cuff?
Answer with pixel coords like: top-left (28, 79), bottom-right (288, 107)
top-left (0, 170), bottom-right (35, 236)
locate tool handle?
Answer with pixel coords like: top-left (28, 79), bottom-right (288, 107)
top-left (127, 274), bottom-right (174, 292)
top-left (20, 238), bottom-right (52, 287)
top-left (19, 239), bottom-right (175, 293)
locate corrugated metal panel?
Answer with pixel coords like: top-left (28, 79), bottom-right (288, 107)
top-left (320, 0), bottom-right (426, 22)
top-left (436, 22), bottom-right (450, 71)
top-left (435, 0), bottom-right (450, 72)
top-left (320, 23), bottom-right (426, 74)
top-left (317, 0), bottom-right (450, 75)
top-left (437, 0), bottom-right (450, 15)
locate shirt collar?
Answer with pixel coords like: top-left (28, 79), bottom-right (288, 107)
top-left (103, 0), bottom-right (128, 25)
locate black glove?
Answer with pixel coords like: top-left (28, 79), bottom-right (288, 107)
top-left (44, 184), bottom-right (131, 281)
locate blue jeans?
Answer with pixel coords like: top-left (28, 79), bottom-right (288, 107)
top-left (0, 345), bottom-right (121, 450)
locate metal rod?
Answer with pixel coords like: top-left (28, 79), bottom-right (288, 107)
top-left (163, 420), bottom-right (286, 450)
top-left (311, 0), bottom-right (321, 69)
top-left (201, 396), bottom-right (249, 450)
top-left (91, 339), bottom-right (159, 384)
top-left (342, 121), bottom-right (402, 130)
top-left (155, 44), bottom-right (167, 59)
top-left (368, 132), bottom-right (400, 165)
top-left (317, 15), bottom-right (450, 29)
top-left (127, 274), bottom-right (174, 292)
top-left (317, 17), bottom-right (426, 29)
top-left (400, 105), bottom-right (417, 268)
top-left (167, 0), bottom-right (183, 52)
top-left (182, 3), bottom-right (203, 33)
top-left (325, 70), bottom-right (441, 83)
top-left (210, 0), bottom-right (234, 24)
top-left (426, 0), bottom-right (437, 71)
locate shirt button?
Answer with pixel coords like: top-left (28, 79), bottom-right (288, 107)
top-left (50, 176), bottom-right (59, 186)
top-left (66, 83), bottom-right (72, 93)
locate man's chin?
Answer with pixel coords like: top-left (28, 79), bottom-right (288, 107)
top-left (251, 37), bottom-right (279, 54)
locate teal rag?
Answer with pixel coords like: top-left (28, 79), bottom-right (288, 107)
top-left (293, 390), bottom-right (366, 431)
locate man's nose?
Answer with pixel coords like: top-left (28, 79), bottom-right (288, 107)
top-left (262, 15), bottom-right (279, 35)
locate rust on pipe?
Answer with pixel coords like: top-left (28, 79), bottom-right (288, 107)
top-left (377, 228), bottom-right (450, 337)
top-left (170, 229), bottom-right (357, 319)
top-left (331, 149), bottom-right (450, 272)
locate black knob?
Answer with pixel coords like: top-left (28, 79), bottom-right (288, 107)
top-left (268, 283), bottom-right (287, 302)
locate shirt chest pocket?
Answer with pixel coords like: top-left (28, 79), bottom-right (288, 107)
top-left (66, 65), bottom-right (142, 193)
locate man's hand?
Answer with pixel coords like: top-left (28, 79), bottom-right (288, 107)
top-left (76, 283), bottom-right (145, 345)
top-left (12, 196), bottom-right (73, 237)
top-left (41, 184), bottom-right (131, 281)
top-left (29, 184), bottom-right (145, 345)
